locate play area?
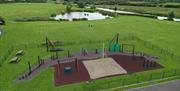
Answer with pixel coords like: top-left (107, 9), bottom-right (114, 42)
top-left (15, 33), bottom-right (163, 86)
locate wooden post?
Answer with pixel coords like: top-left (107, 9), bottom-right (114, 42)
top-left (132, 45), bottom-right (135, 57)
top-left (122, 44), bottom-right (124, 53)
top-left (95, 49), bottom-right (98, 54)
top-left (75, 58), bottom-right (79, 72)
top-left (173, 69), bottom-right (177, 76)
top-left (42, 59), bottom-right (44, 64)
top-left (153, 61), bottom-right (156, 67)
top-left (116, 33), bottom-right (119, 44)
top-left (46, 37), bottom-right (49, 52)
top-left (28, 61), bottom-right (31, 75)
top-left (137, 76), bottom-right (139, 83)
top-left (162, 71), bottom-right (165, 78)
top-left (58, 60), bottom-right (60, 75)
top-left (149, 74), bottom-right (153, 81)
top-left (143, 60), bottom-right (145, 68)
top-left (38, 56), bottom-right (41, 67)
top-left (68, 50), bottom-right (70, 57)
top-left (150, 61), bottom-right (153, 67)
top-left (56, 51), bottom-right (58, 59)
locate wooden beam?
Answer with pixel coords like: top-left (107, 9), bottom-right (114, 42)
top-left (75, 58), bottom-right (79, 72)
top-left (28, 61), bottom-right (31, 75)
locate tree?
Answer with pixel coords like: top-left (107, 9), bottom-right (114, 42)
top-left (66, 3), bottom-right (72, 13)
top-left (113, 6), bottom-right (117, 12)
top-left (77, 2), bottom-right (85, 8)
top-left (0, 16), bottom-right (5, 25)
top-left (90, 5), bottom-right (96, 10)
top-left (168, 11), bottom-right (175, 21)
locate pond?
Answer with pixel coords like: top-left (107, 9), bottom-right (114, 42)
top-left (96, 7), bottom-right (138, 15)
top-left (157, 16), bottom-right (180, 22)
top-left (54, 12), bottom-right (111, 21)
top-left (95, 7), bottom-right (180, 22)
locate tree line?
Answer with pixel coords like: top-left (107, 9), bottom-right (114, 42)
top-left (0, 0), bottom-right (48, 3)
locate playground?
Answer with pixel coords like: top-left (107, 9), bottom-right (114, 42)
top-left (0, 3), bottom-right (179, 91)
top-left (15, 34), bottom-right (163, 86)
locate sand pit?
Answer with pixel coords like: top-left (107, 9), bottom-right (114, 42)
top-left (83, 58), bottom-right (127, 79)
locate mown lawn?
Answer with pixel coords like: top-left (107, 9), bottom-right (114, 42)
top-left (0, 3), bottom-right (180, 91)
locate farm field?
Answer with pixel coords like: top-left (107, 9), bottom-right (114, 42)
top-left (0, 3), bottom-right (180, 91)
top-left (97, 5), bottom-right (180, 18)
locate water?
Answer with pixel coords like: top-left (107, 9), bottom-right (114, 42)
top-left (96, 7), bottom-right (138, 15)
top-left (157, 16), bottom-right (180, 22)
top-left (157, 16), bottom-right (168, 20)
top-left (54, 12), bottom-right (110, 21)
top-left (94, 7), bottom-right (180, 22)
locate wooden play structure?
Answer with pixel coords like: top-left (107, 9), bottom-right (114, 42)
top-left (45, 37), bottom-right (64, 52)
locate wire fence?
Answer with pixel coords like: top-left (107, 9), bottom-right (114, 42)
top-left (0, 34), bottom-right (179, 91)
top-left (130, 34), bottom-right (180, 61)
top-left (70, 69), bottom-right (180, 91)
top-left (0, 34), bottom-right (179, 67)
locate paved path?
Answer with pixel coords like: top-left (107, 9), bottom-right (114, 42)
top-left (127, 80), bottom-right (180, 91)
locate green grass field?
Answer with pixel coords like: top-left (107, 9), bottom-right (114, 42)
top-left (0, 3), bottom-right (180, 91)
top-left (97, 5), bottom-right (180, 18)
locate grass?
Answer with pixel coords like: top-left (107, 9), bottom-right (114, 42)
top-left (97, 5), bottom-right (180, 18)
top-left (0, 3), bottom-right (180, 91)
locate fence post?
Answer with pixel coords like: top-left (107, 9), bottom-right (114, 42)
top-left (162, 71), bottom-right (165, 78)
top-left (137, 76), bottom-right (140, 83)
top-left (149, 74), bottom-right (153, 81)
top-left (108, 81), bottom-right (110, 89)
top-left (122, 79), bottom-right (124, 86)
top-left (173, 69), bottom-right (177, 76)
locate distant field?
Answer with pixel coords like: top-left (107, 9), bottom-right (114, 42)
top-left (0, 3), bottom-right (180, 91)
top-left (97, 5), bottom-right (180, 18)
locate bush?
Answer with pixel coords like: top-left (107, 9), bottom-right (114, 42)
top-left (50, 13), bottom-right (57, 17)
top-left (58, 19), bottom-right (69, 21)
top-left (15, 17), bottom-right (55, 22)
top-left (66, 3), bottom-right (72, 13)
top-left (77, 2), bottom-right (86, 8)
top-left (98, 10), bottom-right (117, 17)
top-left (164, 4), bottom-right (180, 8)
top-left (72, 18), bottom-right (88, 21)
top-left (168, 11), bottom-right (175, 21)
top-left (0, 16), bottom-right (6, 25)
top-left (90, 5), bottom-right (96, 10)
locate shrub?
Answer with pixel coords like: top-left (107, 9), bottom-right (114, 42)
top-left (58, 19), bottom-right (69, 21)
top-left (164, 5), bottom-right (180, 8)
top-left (90, 5), bottom-right (96, 10)
top-left (168, 11), bottom-right (175, 21)
top-left (15, 17), bottom-right (55, 22)
top-left (51, 14), bottom-right (56, 17)
top-left (72, 18), bottom-right (88, 21)
top-left (0, 16), bottom-right (5, 25)
top-left (98, 10), bottom-right (117, 17)
top-left (77, 2), bottom-right (86, 8)
top-left (66, 3), bottom-right (72, 13)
